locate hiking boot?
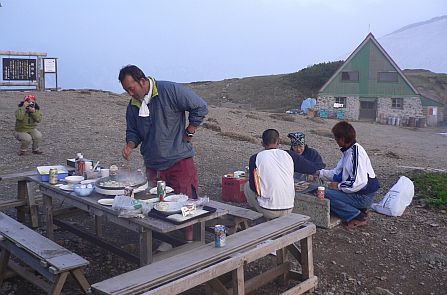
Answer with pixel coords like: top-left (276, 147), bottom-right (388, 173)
top-left (18, 150), bottom-right (26, 156)
top-left (32, 150), bottom-right (43, 155)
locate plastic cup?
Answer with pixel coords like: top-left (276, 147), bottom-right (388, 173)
top-left (85, 161), bottom-right (93, 171)
top-left (100, 168), bottom-right (110, 178)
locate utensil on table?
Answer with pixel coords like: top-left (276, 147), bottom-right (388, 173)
top-left (92, 161), bottom-right (100, 171)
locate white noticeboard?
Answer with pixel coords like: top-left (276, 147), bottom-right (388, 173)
top-left (44, 58), bottom-right (57, 73)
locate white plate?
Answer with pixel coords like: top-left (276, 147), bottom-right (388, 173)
top-left (149, 186), bottom-right (174, 195)
top-left (140, 198), bottom-right (159, 204)
top-left (59, 184), bottom-right (73, 191)
top-left (154, 201), bottom-right (183, 215)
top-left (98, 198), bottom-right (114, 206)
top-left (164, 194), bottom-right (188, 203)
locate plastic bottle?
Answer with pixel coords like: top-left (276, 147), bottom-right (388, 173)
top-left (74, 153), bottom-right (82, 174)
top-left (76, 155), bottom-right (86, 176)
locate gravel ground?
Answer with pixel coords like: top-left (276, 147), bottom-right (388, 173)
top-left (0, 90), bottom-right (446, 295)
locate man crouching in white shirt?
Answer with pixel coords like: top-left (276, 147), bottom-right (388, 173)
top-left (244, 129), bottom-right (295, 219)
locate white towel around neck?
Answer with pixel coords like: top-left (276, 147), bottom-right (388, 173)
top-left (138, 79), bottom-right (153, 117)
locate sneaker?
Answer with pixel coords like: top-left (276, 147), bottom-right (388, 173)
top-left (346, 219), bottom-right (368, 229)
top-left (18, 150), bottom-right (26, 156)
top-left (32, 150), bottom-right (43, 155)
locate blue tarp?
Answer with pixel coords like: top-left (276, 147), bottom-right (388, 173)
top-left (300, 98), bottom-right (316, 114)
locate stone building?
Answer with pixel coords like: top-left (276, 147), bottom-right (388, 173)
top-left (316, 33), bottom-right (443, 126)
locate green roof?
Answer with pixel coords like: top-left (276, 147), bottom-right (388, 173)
top-left (420, 96), bottom-right (444, 107)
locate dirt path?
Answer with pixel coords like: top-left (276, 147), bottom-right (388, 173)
top-left (0, 91), bottom-right (446, 295)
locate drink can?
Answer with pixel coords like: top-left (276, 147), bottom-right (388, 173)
top-left (157, 180), bottom-right (166, 201)
top-left (49, 168), bottom-right (58, 184)
top-left (214, 225), bottom-right (226, 247)
top-left (317, 186), bottom-right (325, 199)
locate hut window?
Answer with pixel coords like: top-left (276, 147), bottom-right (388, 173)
top-left (378, 72), bottom-right (398, 82)
top-left (341, 71), bottom-right (359, 81)
top-left (334, 97), bottom-right (346, 108)
top-left (391, 98), bottom-right (403, 109)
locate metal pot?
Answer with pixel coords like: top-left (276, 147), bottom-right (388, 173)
top-left (95, 171), bottom-right (148, 195)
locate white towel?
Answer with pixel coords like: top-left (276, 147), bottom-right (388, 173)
top-left (138, 79), bottom-right (153, 117)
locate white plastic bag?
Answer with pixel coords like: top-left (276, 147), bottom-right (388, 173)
top-left (371, 176), bottom-right (414, 216)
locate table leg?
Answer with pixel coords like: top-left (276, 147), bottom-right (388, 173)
top-left (26, 182), bottom-right (39, 228)
top-left (95, 215), bottom-right (104, 238)
top-left (193, 222), bottom-right (205, 243)
top-left (139, 229), bottom-right (152, 266)
top-left (300, 235), bottom-right (314, 279)
top-left (16, 180), bottom-right (28, 223)
top-left (0, 247), bottom-right (11, 286)
top-left (232, 265), bottom-right (245, 295)
top-left (43, 194), bottom-right (55, 240)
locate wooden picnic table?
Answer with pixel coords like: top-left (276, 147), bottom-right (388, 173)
top-left (26, 175), bottom-right (228, 266)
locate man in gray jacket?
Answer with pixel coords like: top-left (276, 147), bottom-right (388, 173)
top-left (119, 65), bottom-right (208, 200)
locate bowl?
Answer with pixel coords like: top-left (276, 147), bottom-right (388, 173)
top-left (65, 175), bottom-right (85, 185)
top-left (73, 183), bottom-right (94, 197)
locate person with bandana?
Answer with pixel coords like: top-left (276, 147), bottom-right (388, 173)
top-left (244, 129), bottom-right (320, 219)
top-left (15, 95), bottom-right (43, 156)
top-left (317, 121), bottom-right (380, 228)
top-left (287, 132), bottom-right (325, 181)
top-left (119, 65), bottom-right (208, 200)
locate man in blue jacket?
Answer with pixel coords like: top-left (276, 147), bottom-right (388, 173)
top-left (119, 65), bottom-right (208, 200)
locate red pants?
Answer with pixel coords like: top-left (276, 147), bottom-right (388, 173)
top-left (146, 157), bottom-right (199, 199)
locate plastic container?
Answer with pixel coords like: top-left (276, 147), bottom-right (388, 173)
top-left (221, 176), bottom-right (249, 203)
top-left (37, 166), bottom-right (69, 182)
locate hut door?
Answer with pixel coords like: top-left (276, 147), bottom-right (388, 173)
top-left (359, 99), bottom-right (376, 121)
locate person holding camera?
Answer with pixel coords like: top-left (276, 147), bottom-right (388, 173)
top-left (15, 95), bottom-right (43, 156)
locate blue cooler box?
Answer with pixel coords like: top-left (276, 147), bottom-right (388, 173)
top-left (37, 165), bottom-right (69, 182)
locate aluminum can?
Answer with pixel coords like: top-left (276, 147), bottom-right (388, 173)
top-left (157, 180), bottom-right (166, 201)
top-left (317, 186), bottom-right (325, 200)
top-left (214, 225), bottom-right (226, 247)
top-left (49, 168), bottom-right (58, 184)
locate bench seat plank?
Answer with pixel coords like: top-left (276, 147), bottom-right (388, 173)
top-left (92, 213), bottom-right (310, 295)
top-left (208, 200), bottom-right (263, 220)
top-left (0, 212), bottom-right (90, 294)
top-left (0, 213), bottom-right (88, 271)
top-left (143, 223), bottom-right (316, 295)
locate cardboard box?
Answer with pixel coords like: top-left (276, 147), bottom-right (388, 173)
top-left (37, 165), bottom-right (69, 182)
top-left (221, 176), bottom-right (249, 203)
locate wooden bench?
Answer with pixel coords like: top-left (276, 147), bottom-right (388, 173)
top-left (206, 200), bottom-right (263, 234)
top-left (92, 213), bottom-right (317, 295)
top-left (0, 212), bottom-right (90, 295)
top-left (0, 171), bottom-right (41, 228)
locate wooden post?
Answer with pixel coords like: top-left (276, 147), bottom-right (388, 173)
top-left (139, 229), bottom-right (152, 266)
top-left (0, 248), bottom-right (11, 286)
top-left (16, 180), bottom-right (28, 223)
top-left (95, 215), bottom-right (104, 238)
top-left (43, 195), bottom-right (55, 240)
top-left (300, 235), bottom-right (314, 280)
top-left (232, 265), bottom-right (245, 295)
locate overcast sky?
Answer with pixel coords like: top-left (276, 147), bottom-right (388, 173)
top-left (1, 0), bottom-right (446, 92)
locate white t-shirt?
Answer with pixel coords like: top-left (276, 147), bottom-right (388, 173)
top-left (255, 149), bottom-right (295, 210)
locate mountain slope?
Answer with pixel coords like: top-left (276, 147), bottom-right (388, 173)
top-left (379, 15), bottom-right (447, 74)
